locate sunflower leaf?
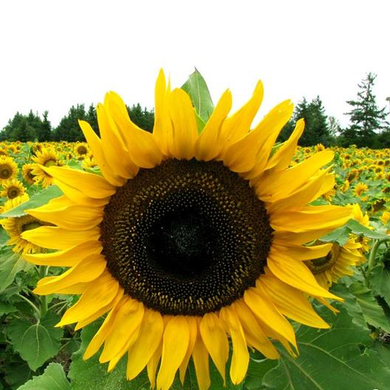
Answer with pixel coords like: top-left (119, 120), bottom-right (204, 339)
top-left (370, 263), bottom-right (390, 307)
top-left (7, 311), bottom-right (64, 371)
top-left (0, 185), bottom-right (63, 219)
top-left (261, 303), bottom-right (390, 390)
top-left (346, 219), bottom-right (389, 240)
top-left (0, 246), bottom-right (32, 292)
top-left (182, 68), bottom-right (214, 130)
top-left (318, 225), bottom-right (351, 246)
top-left (17, 363), bottom-right (70, 390)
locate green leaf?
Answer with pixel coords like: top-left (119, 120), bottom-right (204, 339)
top-left (3, 357), bottom-right (33, 389)
top-left (181, 68), bottom-right (214, 127)
top-left (0, 300), bottom-right (17, 316)
top-left (244, 357), bottom-right (277, 390)
top-left (348, 281), bottom-right (390, 333)
top-left (261, 304), bottom-right (390, 390)
top-left (319, 225), bottom-right (351, 246)
top-left (0, 246), bottom-right (33, 292)
top-left (0, 185), bottom-right (63, 218)
top-left (18, 363), bottom-right (70, 390)
top-left (370, 263), bottom-right (390, 307)
top-left (7, 311), bottom-right (64, 371)
top-left (347, 219), bottom-right (389, 240)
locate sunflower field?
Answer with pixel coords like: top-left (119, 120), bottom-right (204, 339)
top-left (0, 71), bottom-right (390, 390)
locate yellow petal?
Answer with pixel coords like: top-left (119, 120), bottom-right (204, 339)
top-left (21, 226), bottom-right (100, 250)
top-left (75, 288), bottom-right (124, 330)
top-left (79, 120), bottom-right (125, 187)
top-left (157, 316), bottom-right (190, 390)
top-left (23, 241), bottom-right (102, 267)
top-left (270, 205), bottom-right (352, 233)
top-left (148, 341), bottom-right (163, 389)
top-left (264, 118), bottom-right (305, 172)
top-left (199, 312), bottom-right (229, 383)
top-left (223, 100), bottom-right (293, 174)
top-left (40, 166), bottom-right (116, 199)
top-left (260, 273), bottom-right (329, 328)
top-left (219, 306), bottom-right (249, 385)
top-left (219, 80), bottom-right (264, 153)
top-left (271, 241), bottom-right (333, 261)
top-left (179, 317), bottom-right (198, 384)
top-left (83, 295), bottom-right (128, 360)
top-left (57, 271), bottom-right (119, 327)
top-left (97, 103), bottom-right (138, 178)
top-left (266, 168), bottom-right (333, 212)
top-left (169, 88), bottom-right (198, 160)
top-left (26, 204), bottom-right (103, 231)
top-left (195, 89), bottom-right (232, 161)
top-left (153, 69), bottom-right (173, 156)
top-left (105, 92), bottom-right (163, 168)
top-left (126, 309), bottom-right (164, 380)
top-left (52, 177), bottom-right (109, 208)
top-left (33, 254), bottom-right (106, 295)
top-left (244, 285), bottom-right (296, 348)
top-left (99, 297), bottom-right (144, 363)
top-left (267, 250), bottom-right (342, 300)
top-left (256, 150), bottom-right (334, 200)
top-left (192, 335), bottom-right (211, 390)
top-left (233, 300), bottom-right (279, 359)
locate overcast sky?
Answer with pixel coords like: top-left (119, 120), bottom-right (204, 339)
top-left (1, 0), bottom-right (389, 131)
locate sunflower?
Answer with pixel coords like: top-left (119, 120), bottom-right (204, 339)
top-left (0, 156), bottom-right (18, 183)
top-left (354, 182), bottom-right (368, 197)
top-left (0, 178), bottom-right (26, 200)
top-left (74, 142), bottom-right (90, 158)
top-left (22, 163), bottom-right (37, 185)
top-left (31, 148), bottom-right (64, 188)
top-left (22, 71), bottom-right (352, 390)
top-left (306, 204), bottom-right (367, 289)
top-left (0, 194), bottom-right (48, 254)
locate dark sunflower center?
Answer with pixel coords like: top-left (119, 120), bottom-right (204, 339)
top-left (77, 146), bottom-right (88, 155)
top-left (8, 187), bottom-right (20, 199)
top-left (0, 165), bottom-right (11, 179)
top-left (100, 159), bottom-right (273, 316)
top-left (307, 244), bottom-right (340, 275)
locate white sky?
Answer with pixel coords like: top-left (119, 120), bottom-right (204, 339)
top-left (0, 0), bottom-right (389, 131)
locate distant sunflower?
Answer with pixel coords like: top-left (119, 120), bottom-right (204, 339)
top-left (0, 156), bottom-right (18, 183)
top-left (31, 148), bottom-right (64, 188)
top-left (0, 194), bottom-right (48, 254)
top-left (23, 71), bottom-right (352, 390)
top-left (0, 179), bottom-right (26, 200)
top-left (306, 204), bottom-right (367, 289)
top-left (74, 142), bottom-right (90, 158)
top-left (22, 163), bottom-right (37, 185)
top-left (354, 182), bottom-right (368, 197)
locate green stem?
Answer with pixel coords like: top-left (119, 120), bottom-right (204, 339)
top-left (367, 238), bottom-right (390, 281)
top-left (16, 293), bottom-right (41, 317)
top-left (39, 266), bottom-right (48, 318)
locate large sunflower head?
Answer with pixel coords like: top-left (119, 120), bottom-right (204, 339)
top-left (23, 71), bottom-right (352, 390)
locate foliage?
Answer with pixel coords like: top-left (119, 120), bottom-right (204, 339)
top-left (340, 72), bottom-right (390, 148)
top-left (278, 96), bottom-right (334, 146)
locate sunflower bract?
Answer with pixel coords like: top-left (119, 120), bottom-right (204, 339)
top-left (23, 70), bottom-right (353, 390)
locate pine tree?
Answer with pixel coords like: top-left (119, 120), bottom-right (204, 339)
top-left (36, 111), bottom-right (52, 141)
top-left (343, 72), bottom-right (389, 147)
top-left (278, 97), bottom-right (331, 146)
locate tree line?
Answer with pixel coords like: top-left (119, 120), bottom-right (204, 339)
top-left (1, 73), bottom-right (389, 148)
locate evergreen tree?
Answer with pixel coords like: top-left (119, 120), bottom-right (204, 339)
top-left (278, 96), bottom-right (332, 146)
top-left (36, 111), bottom-right (52, 141)
top-left (342, 72), bottom-right (389, 147)
top-left (86, 104), bottom-right (99, 136)
top-left (53, 104), bottom-right (88, 142)
top-left (127, 104), bottom-right (154, 132)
